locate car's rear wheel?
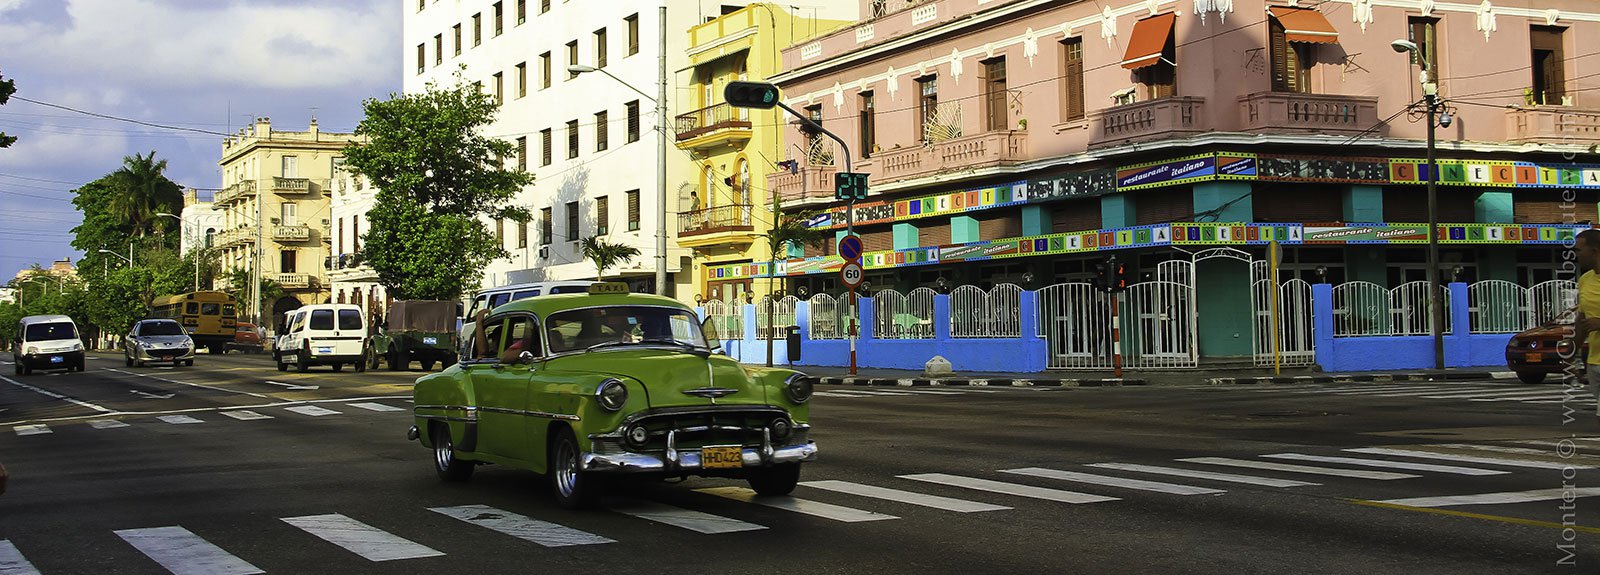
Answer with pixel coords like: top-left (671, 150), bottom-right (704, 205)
top-left (124, 353), bottom-right (133, 367)
top-left (368, 349), bottom-right (381, 371)
top-left (747, 463), bottom-right (801, 496)
top-left (551, 427), bottom-right (601, 509)
top-left (388, 350), bottom-right (404, 371)
top-left (421, 359), bottom-right (436, 371)
top-left (332, 363), bottom-right (344, 373)
top-left (296, 350), bottom-right (310, 373)
top-left (432, 423), bottom-right (474, 482)
top-left (355, 355), bottom-right (367, 373)
top-left (1516, 371), bottom-right (1547, 384)
top-left (275, 352), bottom-right (287, 372)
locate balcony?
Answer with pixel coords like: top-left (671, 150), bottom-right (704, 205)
top-left (272, 177), bottom-right (311, 194)
top-left (215, 228), bottom-right (255, 248)
top-left (1088, 96), bottom-right (1208, 149)
top-left (272, 225), bottom-right (311, 242)
top-left (678, 204), bottom-right (757, 248)
top-left (274, 273), bottom-right (314, 289)
top-left (1238, 92), bottom-right (1379, 137)
top-left (873, 130), bottom-right (1028, 183)
top-left (767, 163), bottom-right (838, 205)
top-left (674, 103), bottom-right (752, 150)
top-left (214, 181), bottom-right (255, 205)
top-left (1506, 106), bottom-right (1600, 144)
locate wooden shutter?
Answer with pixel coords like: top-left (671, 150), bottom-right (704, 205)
top-left (1063, 38), bottom-right (1085, 121)
top-left (1516, 189), bottom-right (1597, 224)
top-left (919, 221), bottom-right (951, 246)
top-left (1270, 21), bottom-right (1292, 92)
top-left (1051, 198), bottom-right (1100, 233)
top-left (1252, 185), bottom-right (1341, 222)
top-left (978, 210), bottom-right (1022, 239)
top-left (1134, 188), bottom-right (1192, 225)
top-left (861, 227), bottom-right (893, 252)
top-left (1532, 27), bottom-right (1566, 104)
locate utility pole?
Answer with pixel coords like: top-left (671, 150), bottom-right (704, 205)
top-left (253, 190), bottom-right (264, 324)
top-left (655, 4), bottom-right (668, 296)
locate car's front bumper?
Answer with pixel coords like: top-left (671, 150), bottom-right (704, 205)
top-left (19, 350), bottom-right (83, 369)
top-left (582, 429), bottom-right (818, 474)
top-left (132, 347), bottom-right (195, 362)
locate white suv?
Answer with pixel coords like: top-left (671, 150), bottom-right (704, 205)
top-left (274, 304), bottom-right (368, 373)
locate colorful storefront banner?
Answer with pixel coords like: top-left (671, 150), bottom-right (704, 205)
top-left (808, 181), bottom-right (1030, 230)
top-left (1116, 154), bottom-right (1221, 191)
top-left (706, 221), bottom-right (1584, 281)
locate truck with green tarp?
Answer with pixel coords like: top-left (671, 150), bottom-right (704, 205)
top-left (369, 300), bottom-right (458, 371)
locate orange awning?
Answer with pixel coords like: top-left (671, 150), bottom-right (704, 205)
top-left (1269, 6), bottom-right (1339, 44)
top-left (1121, 12), bottom-right (1177, 70)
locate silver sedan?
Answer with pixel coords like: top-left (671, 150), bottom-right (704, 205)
top-left (124, 319), bottom-right (196, 367)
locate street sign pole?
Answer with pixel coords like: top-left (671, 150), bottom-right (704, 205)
top-left (845, 198), bottom-right (857, 376)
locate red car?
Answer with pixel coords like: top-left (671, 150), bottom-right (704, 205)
top-left (1505, 308), bottom-right (1583, 384)
top-left (226, 322), bottom-right (266, 354)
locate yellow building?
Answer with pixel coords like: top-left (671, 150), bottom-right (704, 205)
top-left (675, 4), bottom-right (851, 304)
top-left (213, 118), bottom-right (361, 321)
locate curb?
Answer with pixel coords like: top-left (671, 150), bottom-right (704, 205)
top-left (1202, 371), bottom-right (1515, 385)
top-left (813, 376), bottom-right (1147, 388)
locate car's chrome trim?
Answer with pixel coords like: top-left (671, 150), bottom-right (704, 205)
top-left (413, 405), bottom-right (479, 422)
top-left (581, 441), bottom-right (818, 473)
top-left (415, 414), bottom-right (476, 423)
top-left (682, 386), bottom-right (740, 399)
top-left (477, 405), bottom-right (581, 421)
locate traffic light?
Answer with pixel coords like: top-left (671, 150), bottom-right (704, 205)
top-left (1092, 262), bottom-right (1107, 292)
top-left (724, 81), bottom-right (780, 109)
top-left (1111, 260), bottom-right (1129, 292)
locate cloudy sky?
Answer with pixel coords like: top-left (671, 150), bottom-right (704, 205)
top-left (0, 0), bottom-right (400, 279)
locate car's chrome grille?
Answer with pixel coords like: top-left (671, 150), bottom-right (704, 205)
top-left (631, 411), bottom-right (785, 450)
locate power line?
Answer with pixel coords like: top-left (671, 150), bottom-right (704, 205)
top-left (11, 96), bottom-right (232, 137)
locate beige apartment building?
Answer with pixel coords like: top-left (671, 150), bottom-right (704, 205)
top-left (213, 118), bottom-right (361, 321)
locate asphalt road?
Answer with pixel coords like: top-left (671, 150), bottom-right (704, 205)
top-left (1, 353), bottom-right (1598, 574)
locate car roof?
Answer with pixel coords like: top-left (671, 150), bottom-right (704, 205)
top-left (20, 314), bottom-right (74, 325)
top-left (478, 280), bottom-right (596, 297)
top-left (491, 292), bottom-right (689, 317)
top-left (138, 319), bottom-right (179, 324)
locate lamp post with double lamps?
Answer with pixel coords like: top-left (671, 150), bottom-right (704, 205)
top-left (1391, 38), bottom-right (1451, 370)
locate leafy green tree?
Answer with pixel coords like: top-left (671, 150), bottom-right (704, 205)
top-left (760, 209), bottom-right (830, 366)
top-left (0, 69), bottom-right (16, 149)
top-left (342, 74), bottom-right (534, 300)
top-left (581, 236), bottom-right (641, 281)
top-left (225, 268), bottom-right (284, 322)
top-left (84, 249), bottom-right (192, 338)
top-left (108, 152), bottom-right (183, 239)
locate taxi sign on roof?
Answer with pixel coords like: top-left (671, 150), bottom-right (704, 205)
top-left (587, 282), bottom-right (630, 295)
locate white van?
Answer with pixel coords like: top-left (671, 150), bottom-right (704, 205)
top-left (13, 315), bottom-right (85, 375)
top-left (274, 304), bottom-right (368, 373)
top-left (457, 281), bottom-right (595, 354)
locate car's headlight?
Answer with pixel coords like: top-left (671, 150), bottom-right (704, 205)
top-left (596, 378), bottom-right (628, 411)
top-left (25, 346), bottom-right (38, 355)
top-left (71, 342), bottom-right (83, 351)
top-left (784, 373), bottom-right (813, 404)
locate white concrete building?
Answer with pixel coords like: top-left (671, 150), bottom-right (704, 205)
top-left (327, 162), bottom-right (389, 321)
top-left (178, 188), bottom-right (223, 256)
top-left (402, 1), bottom-right (854, 299)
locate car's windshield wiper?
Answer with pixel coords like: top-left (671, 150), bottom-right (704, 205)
top-left (585, 338), bottom-right (701, 352)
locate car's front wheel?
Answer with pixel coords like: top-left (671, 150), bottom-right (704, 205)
top-left (432, 423), bottom-right (473, 482)
top-left (747, 463), bottom-right (801, 496)
top-left (275, 352), bottom-right (287, 372)
top-left (550, 427), bottom-right (601, 509)
top-left (1516, 371), bottom-right (1547, 384)
top-left (124, 353), bottom-right (133, 367)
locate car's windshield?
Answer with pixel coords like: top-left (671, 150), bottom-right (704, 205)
top-left (24, 321), bottom-right (78, 342)
top-left (544, 306), bottom-right (707, 354)
top-left (139, 321), bottom-right (184, 336)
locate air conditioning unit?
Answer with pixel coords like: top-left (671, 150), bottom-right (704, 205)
top-left (538, 245), bottom-right (550, 259)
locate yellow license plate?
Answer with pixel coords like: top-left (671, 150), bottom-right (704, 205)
top-left (1526, 353), bottom-right (1543, 362)
top-left (701, 446), bottom-right (743, 469)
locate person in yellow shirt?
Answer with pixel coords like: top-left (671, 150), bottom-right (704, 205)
top-left (1572, 229), bottom-right (1600, 422)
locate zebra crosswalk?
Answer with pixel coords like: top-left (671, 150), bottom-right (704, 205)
top-left (1249, 381), bottom-right (1599, 408)
top-left (6, 399), bottom-right (413, 436)
top-left (813, 386), bottom-right (1026, 399)
top-left (5, 439), bottom-right (1600, 572)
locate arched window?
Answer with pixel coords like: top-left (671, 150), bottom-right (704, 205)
top-left (701, 165), bottom-right (716, 208)
top-left (204, 228), bottom-right (216, 248)
top-left (733, 157), bottom-right (750, 206)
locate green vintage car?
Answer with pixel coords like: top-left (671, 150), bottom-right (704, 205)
top-left (408, 283), bottom-right (816, 509)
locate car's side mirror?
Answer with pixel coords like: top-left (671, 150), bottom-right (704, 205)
top-left (700, 317), bottom-right (721, 350)
top-left (519, 350), bottom-right (537, 363)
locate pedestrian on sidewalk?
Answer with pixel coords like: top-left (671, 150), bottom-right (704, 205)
top-left (1572, 228), bottom-right (1600, 423)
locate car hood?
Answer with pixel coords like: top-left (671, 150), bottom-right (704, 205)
top-left (134, 336), bottom-right (192, 346)
top-left (580, 348), bottom-right (763, 408)
top-left (1517, 322), bottom-right (1573, 339)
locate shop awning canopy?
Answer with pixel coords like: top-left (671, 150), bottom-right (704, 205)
top-left (1269, 6), bottom-right (1339, 44)
top-left (1121, 12), bottom-right (1177, 70)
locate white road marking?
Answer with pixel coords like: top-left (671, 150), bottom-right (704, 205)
top-left (694, 487), bottom-right (898, 522)
top-left (1361, 387), bottom-right (1518, 398)
top-left (13, 424), bottom-right (50, 436)
top-left (1308, 385), bottom-right (1473, 394)
top-left (87, 419), bottom-right (130, 429)
top-left (285, 406), bottom-right (341, 417)
top-left (1259, 453), bottom-right (1508, 476)
top-left (0, 374), bottom-right (114, 413)
top-left (1000, 467), bottom-right (1226, 495)
top-left (1428, 443), bottom-right (1600, 458)
top-left (281, 513), bottom-right (444, 561)
top-left (1176, 457), bottom-right (1418, 480)
top-left (1344, 447), bottom-right (1595, 470)
top-left (1375, 488), bottom-right (1600, 508)
top-left (609, 500), bottom-right (768, 533)
top-left (1085, 463), bottom-right (1318, 487)
top-left (348, 402), bottom-right (405, 412)
top-left (220, 410), bottom-right (273, 421)
top-left (130, 390), bottom-right (175, 399)
top-left (897, 473), bottom-right (1119, 504)
top-left (0, 540), bottom-right (42, 575)
top-left (264, 381), bottom-right (319, 391)
top-left (1521, 398), bottom-right (1598, 404)
top-left (157, 415), bottom-right (204, 425)
top-left (800, 480), bottom-right (1013, 512)
top-left (1519, 437), bottom-right (1600, 447)
top-left (429, 504), bottom-right (615, 546)
top-left (102, 368), bottom-right (273, 399)
top-left (114, 526), bottom-right (263, 575)
top-left (1417, 389), bottom-right (1575, 399)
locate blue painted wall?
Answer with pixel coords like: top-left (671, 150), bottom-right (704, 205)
top-left (1311, 282), bottom-right (1514, 371)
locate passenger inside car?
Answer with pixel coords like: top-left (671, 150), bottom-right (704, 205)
top-left (471, 310), bottom-right (539, 363)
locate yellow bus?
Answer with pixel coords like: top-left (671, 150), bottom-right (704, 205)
top-left (150, 291), bottom-right (237, 353)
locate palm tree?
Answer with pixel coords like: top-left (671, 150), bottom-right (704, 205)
top-left (109, 152), bottom-right (183, 239)
top-left (761, 209), bottom-right (830, 366)
top-left (581, 236), bottom-right (641, 281)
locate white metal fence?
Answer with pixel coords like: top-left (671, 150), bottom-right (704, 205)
top-left (702, 299), bottom-right (744, 341)
top-left (873, 288), bottom-right (936, 339)
top-left (1253, 278), bottom-right (1315, 366)
top-left (1467, 280), bottom-right (1527, 334)
top-left (1120, 280), bottom-right (1198, 369)
top-left (1529, 279), bottom-right (1577, 326)
top-left (1036, 283), bottom-right (1114, 369)
top-left (1331, 281), bottom-right (1389, 337)
top-left (755, 296), bottom-right (798, 340)
top-left (1391, 280), bottom-right (1453, 336)
top-left (807, 294), bottom-right (844, 340)
top-left (950, 283), bottom-right (1022, 338)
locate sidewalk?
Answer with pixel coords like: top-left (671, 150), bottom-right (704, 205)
top-left (793, 364), bottom-right (1521, 387)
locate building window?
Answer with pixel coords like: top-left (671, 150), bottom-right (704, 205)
top-left (415, 43), bottom-right (424, 74)
top-left (472, 13), bottom-right (482, 46)
top-left (515, 62), bottom-right (527, 97)
top-left (517, 219), bottom-right (528, 248)
top-left (516, 136), bottom-right (527, 171)
top-left (417, 0), bottom-right (424, 12)
top-left (516, 0), bottom-right (526, 24)
top-left (1269, 20), bottom-right (1312, 93)
top-left (540, 207), bottom-right (552, 244)
top-left (859, 92), bottom-right (876, 158)
top-left (433, 34), bottom-right (443, 66)
top-left (916, 76), bottom-right (937, 142)
top-left (281, 202), bottom-right (297, 226)
top-left (595, 28), bottom-right (608, 68)
top-left (540, 52), bottom-right (551, 89)
top-left (566, 41), bottom-right (579, 79)
top-left (1408, 17), bottom-right (1439, 75)
top-left (626, 13), bottom-right (639, 56)
top-left (1531, 26), bottom-right (1566, 106)
top-left (1062, 37), bottom-right (1085, 121)
top-left (626, 190), bottom-right (640, 231)
top-left (983, 58), bottom-right (1007, 131)
top-left (493, 2), bottom-right (503, 36)
top-left (281, 155), bottom-right (298, 177)
top-left (280, 250), bottom-right (296, 274)
top-left (493, 72), bottom-right (504, 105)
top-left (734, 158), bottom-right (750, 205)
top-left (595, 110), bottom-right (609, 151)
top-left (597, 196), bottom-right (610, 235)
top-left (540, 128), bottom-right (553, 166)
top-left (495, 218), bottom-right (505, 245)
top-left (453, 24), bottom-right (462, 55)
top-left (353, 218), bottom-right (359, 250)
top-left (337, 218), bottom-right (344, 254)
top-left (541, 0), bottom-right (550, 14)
top-left (566, 120), bottom-right (579, 159)
top-left (626, 100), bottom-right (640, 143)
top-left (803, 103), bottom-right (823, 154)
top-left (566, 201), bottom-right (580, 241)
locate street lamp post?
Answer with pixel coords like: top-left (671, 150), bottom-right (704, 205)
top-left (568, 4), bottom-right (669, 296)
top-left (1393, 38), bottom-right (1447, 370)
top-left (157, 212), bottom-right (201, 291)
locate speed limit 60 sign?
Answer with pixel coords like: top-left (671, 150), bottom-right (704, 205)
top-left (840, 262), bottom-right (864, 288)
